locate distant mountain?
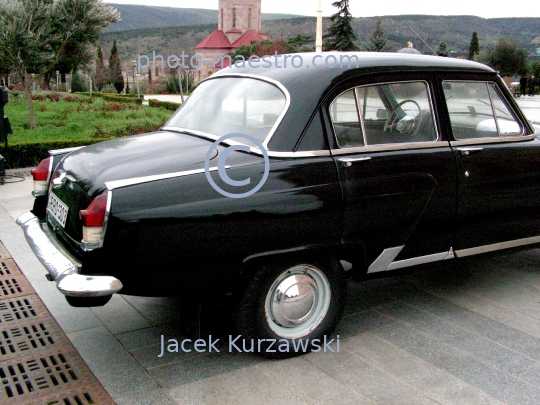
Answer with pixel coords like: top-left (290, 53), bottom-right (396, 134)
top-left (106, 4), bottom-right (304, 32)
top-left (261, 15), bottom-right (540, 55)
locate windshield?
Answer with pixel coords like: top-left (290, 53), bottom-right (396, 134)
top-left (165, 77), bottom-right (287, 145)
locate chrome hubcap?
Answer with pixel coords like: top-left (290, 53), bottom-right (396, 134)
top-left (265, 265), bottom-right (331, 339)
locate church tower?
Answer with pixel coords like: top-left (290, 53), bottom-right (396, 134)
top-left (218, 0), bottom-right (262, 43)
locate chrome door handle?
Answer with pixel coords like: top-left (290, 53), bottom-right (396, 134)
top-left (339, 157), bottom-right (371, 167)
top-left (457, 147), bottom-right (483, 156)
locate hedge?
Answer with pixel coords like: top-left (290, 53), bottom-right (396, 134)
top-left (74, 92), bottom-right (139, 98)
top-left (148, 99), bottom-right (182, 111)
top-left (74, 92), bottom-right (143, 104)
top-left (1, 139), bottom-right (114, 169)
top-left (3, 119), bottom-right (165, 168)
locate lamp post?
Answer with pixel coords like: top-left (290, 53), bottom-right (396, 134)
top-left (56, 70), bottom-right (59, 91)
top-left (131, 60), bottom-right (139, 98)
top-left (88, 70), bottom-right (92, 97)
top-left (316, 0), bottom-right (323, 53)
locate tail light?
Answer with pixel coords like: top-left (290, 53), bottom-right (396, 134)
top-left (79, 192), bottom-right (110, 250)
top-left (31, 157), bottom-right (52, 196)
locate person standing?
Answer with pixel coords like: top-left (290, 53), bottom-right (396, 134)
top-left (529, 75), bottom-right (536, 96)
top-left (520, 76), bottom-right (528, 96)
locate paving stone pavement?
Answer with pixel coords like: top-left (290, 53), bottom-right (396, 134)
top-left (3, 111), bottom-right (540, 403)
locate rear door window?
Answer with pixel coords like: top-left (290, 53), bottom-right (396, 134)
top-left (443, 81), bottom-right (523, 139)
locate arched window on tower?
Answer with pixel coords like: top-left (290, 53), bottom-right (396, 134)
top-left (248, 8), bottom-right (252, 29)
top-left (232, 7), bottom-right (236, 28)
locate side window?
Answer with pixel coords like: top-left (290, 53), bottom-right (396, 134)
top-left (330, 89), bottom-right (364, 147)
top-left (329, 81), bottom-right (437, 148)
top-left (443, 81), bottom-right (523, 140)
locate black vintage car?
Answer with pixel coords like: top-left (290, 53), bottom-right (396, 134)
top-left (18, 52), bottom-right (539, 357)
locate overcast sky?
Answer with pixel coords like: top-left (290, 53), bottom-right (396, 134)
top-left (105, 0), bottom-right (539, 18)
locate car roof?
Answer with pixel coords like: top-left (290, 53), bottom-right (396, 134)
top-left (211, 52), bottom-right (496, 152)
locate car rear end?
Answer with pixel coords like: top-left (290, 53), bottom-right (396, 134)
top-left (17, 148), bottom-right (123, 307)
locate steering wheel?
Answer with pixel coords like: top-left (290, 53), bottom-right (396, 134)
top-left (383, 99), bottom-right (423, 138)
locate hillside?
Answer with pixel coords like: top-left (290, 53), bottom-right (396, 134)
top-left (106, 4), bottom-right (303, 32)
top-left (99, 15), bottom-right (540, 68)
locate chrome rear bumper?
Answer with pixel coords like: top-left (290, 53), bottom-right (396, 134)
top-left (16, 211), bottom-right (123, 297)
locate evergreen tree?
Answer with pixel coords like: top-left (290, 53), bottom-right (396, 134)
top-left (95, 45), bottom-right (109, 91)
top-left (483, 36), bottom-right (528, 77)
top-left (364, 18), bottom-right (391, 52)
top-left (468, 32), bottom-right (480, 60)
top-left (108, 40), bottom-right (124, 94)
top-left (323, 0), bottom-right (359, 51)
top-left (437, 41), bottom-right (449, 57)
top-left (70, 70), bottom-right (86, 92)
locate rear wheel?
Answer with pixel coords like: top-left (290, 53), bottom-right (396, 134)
top-left (236, 256), bottom-right (346, 358)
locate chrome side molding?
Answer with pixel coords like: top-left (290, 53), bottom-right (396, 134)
top-left (367, 246), bottom-right (404, 274)
top-left (454, 236), bottom-right (540, 258)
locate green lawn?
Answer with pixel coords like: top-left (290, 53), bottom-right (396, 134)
top-left (5, 93), bottom-right (174, 144)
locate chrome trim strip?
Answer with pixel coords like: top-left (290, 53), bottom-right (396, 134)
top-left (16, 212), bottom-right (123, 297)
top-left (450, 135), bottom-right (534, 147)
top-left (367, 246), bottom-right (404, 274)
top-left (455, 236), bottom-right (540, 258)
top-left (331, 141), bottom-right (447, 156)
top-left (105, 166), bottom-right (224, 190)
top-left (160, 128), bottom-right (332, 158)
top-left (387, 250), bottom-right (451, 271)
top-left (48, 146), bottom-right (84, 156)
top-left (267, 150), bottom-right (331, 158)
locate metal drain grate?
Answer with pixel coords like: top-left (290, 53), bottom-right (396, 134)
top-left (0, 350), bottom-right (96, 402)
top-left (0, 276), bottom-right (34, 299)
top-left (0, 296), bottom-right (48, 325)
top-left (19, 383), bottom-right (114, 405)
top-left (0, 243), bottom-right (116, 404)
top-left (0, 320), bottom-right (69, 361)
top-left (0, 260), bottom-right (20, 277)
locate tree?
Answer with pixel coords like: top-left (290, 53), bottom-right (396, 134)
top-left (437, 41), bottom-right (449, 57)
top-left (483, 37), bottom-right (528, 77)
top-left (531, 61), bottom-right (540, 79)
top-left (95, 45), bottom-right (109, 91)
top-left (364, 18), bottom-right (391, 52)
top-left (71, 70), bottom-right (86, 92)
top-left (0, 0), bottom-right (119, 128)
top-left (323, 0), bottom-right (359, 51)
top-left (108, 39), bottom-right (124, 93)
top-left (468, 31), bottom-right (480, 60)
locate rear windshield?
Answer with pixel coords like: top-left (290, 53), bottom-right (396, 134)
top-left (165, 77), bottom-right (287, 145)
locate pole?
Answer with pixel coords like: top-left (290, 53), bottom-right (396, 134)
top-left (136, 73), bottom-right (140, 98)
top-left (178, 68), bottom-right (184, 104)
top-left (89, 73), bottom-right (92, 97)
top-left (316, 0), bottom-right (323, 53)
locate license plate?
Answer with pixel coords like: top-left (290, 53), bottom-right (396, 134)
top-left (47, 193), bottom-right (69, 227)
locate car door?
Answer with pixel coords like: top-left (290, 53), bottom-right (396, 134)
top-left (327, 76), bottom-right (457, 274)
top-left (442, 78), bottom-right (540, 257)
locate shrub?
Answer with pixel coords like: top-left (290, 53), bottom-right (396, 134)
top-left (2, 139), bottom-right (115, 168)
top-left (47, 93), bottom-right (60, 102)
top-left (148, 99), bottom-right (181, 111)
top-left (101, 94), bottom-right (143, 104)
